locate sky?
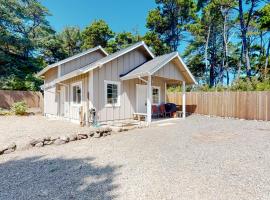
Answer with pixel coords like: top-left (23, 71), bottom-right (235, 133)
top-left (42, 0), bottom-right (156, 34)
top-left (42, 0), bottom-right (190, 53)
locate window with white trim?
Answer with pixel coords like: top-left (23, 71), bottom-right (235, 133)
top-left (152, 87), bottom-right (160, 105)
top-left (105, 81), bottom-right (120, 107)
top-left (71, 82), bottom-right (82, 105)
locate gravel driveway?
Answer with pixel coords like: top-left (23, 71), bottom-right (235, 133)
top-left (1, 115), bottom-right (270, 200)
top-left (0, 115), bottom-right (89, 149)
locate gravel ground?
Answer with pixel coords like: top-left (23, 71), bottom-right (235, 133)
top-left (0, 115), bottom-right (89, 149)
top-left (1, 115), bottom-right (270, 200)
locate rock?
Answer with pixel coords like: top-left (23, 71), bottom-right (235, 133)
top-left (35, 142), bottom-right (44, 147)
top-left (44, 140), bottom-right (54, 145)
top-left (59, 136), bottom-right (69, 142)
top-left (77, 133), bottom-right (88, 140)
top-left (1, 142), bottom-right (17, 154)
top-left (54, 139), bottom-right (66, 145)
top-left (0, 148), bottom-right (6, 155)
top-left (43, 136), bottom-right (51, 141)
top-left (105, 127), bottom-right (112, 133)
top-left (7, 142), bottom-right (16, 150)
top-left (93, 132), bottom-right (102, 138)
top-left (29, 138), bottom-right (44, 146)
top-left (88, 130), bottom-right (96, 137)
top-left (3, 148), bottom-right (15, 154)
top-left (110, 127), bottom-right (122, 132)
top-left (68, 134), bottom-right (77, 141)
top-left (50, 136), bottom-right (59, 142)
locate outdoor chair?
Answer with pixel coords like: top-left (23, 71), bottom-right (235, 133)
top-left (159, 104), bottom-right (170, 118)
top-left (152, 105), bottom-right (159, 118)
top-left (165, 103), bottom-right (177, 117)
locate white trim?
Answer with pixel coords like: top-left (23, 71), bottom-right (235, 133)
top-left (58, 65), bottom-right (61, 78)
top-left (89, 71), bottom-right (94, 108)
top-left (177, 54), bottom-right (197, 84)
top-left (165, 82), bottom-right (167, 103)
top-left (71, 81), bottom-right (82, 107)
top-left (37, 46), bottom-right (108, 76)
top-left (104, 80), bottom-right (121, 107)
top-left (152, 86), bottom-right (160, 105)
top-left (182, 81), bottom-right (186, 119)
top-left (147, 75), bottom-right (152, 123)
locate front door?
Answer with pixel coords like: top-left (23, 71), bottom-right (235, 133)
top-left (136, 84), bottom-right (147, 113)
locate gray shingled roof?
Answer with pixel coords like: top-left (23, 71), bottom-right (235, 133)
top-left (120, 52), bottom-right (177, 79)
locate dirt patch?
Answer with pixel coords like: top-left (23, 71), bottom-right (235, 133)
top-left (192, 132), bottom-right (237, 143)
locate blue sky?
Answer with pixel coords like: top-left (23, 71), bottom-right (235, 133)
top-left (42, 0), bottom-right (190, 53)
top-left (42, 0), bottom-right (156, 34)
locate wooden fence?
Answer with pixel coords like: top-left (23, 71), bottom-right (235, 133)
top-left (0, 90), bottom-right (43, 110)
top-left (167, 91), bottom-right (270, 121)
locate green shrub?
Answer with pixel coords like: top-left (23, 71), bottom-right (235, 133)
top-left (11, 101), bottom-right (27, 115)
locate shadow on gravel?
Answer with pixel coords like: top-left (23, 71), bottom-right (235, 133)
top-left (0, 156), bottom-right (122, 200)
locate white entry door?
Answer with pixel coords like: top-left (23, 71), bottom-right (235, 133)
top-left (136, 84), bottom-right (147, 113)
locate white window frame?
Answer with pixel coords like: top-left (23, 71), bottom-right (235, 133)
top-left (71, 81), bottom-right (82, 107)
top-left (104, 80), bottom-right (121, 107)
top-left (152, 86), bottom-right (160, 105)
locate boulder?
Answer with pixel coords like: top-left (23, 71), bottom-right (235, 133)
top-left (44, 140), bottom-right (54, 145)
top-left (93, 132), bottom-right (102, 138)
top-left (77, 133), bottom-right (88, 140)
top-left (29, 138), bottom-right (44, 146)
top-left (68, 134), bottom-right (77, 141)
top-left (6, 142), bottom-right (16, 150)
top-left (43, 136), bottom-right (51, 141)
top-left (35, 142), bottom-right (44, 147)
top-left (0, 148), bottom-right (6, 155)
top-left (54, 139), bottom-right (66, 145)
top-left (59, 136), bottom-right (69, 142)
top-left (3, 148), bottom-right (15, 154)
top-left (88, 130), bottom-right (96, 137)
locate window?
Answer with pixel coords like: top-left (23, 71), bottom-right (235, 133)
top-left (71, 82), bottom-right (82, 105)
top-left (105, 81), bottom-right (120, 107)
top-left (152, 87), bottom-right (160, 105)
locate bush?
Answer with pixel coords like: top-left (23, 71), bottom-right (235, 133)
top-left (11, 101), bottom-right (28, 115)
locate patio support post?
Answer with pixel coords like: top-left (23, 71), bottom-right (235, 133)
top-left (147, 75), bottom-right (152, 123)
top-left (182, 81), bottom-right (186, 119)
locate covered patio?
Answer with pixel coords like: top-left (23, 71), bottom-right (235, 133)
top-left (120, 51), bottom-right (197, 123)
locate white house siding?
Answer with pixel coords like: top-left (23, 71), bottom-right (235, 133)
top-left (92, 48), bottom-right (150, 122)
top-left (60, 50), bottom-right (105, 76)
top-left (44, 68), bottom-right (58, 84)
top-left (154, 59), bottom-right (184, 81)
top-left (44, 86), bottom-right (58, 116)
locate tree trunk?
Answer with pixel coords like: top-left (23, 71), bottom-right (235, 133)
top-left (237, 45), bottom-right (244, 79)
top-left (205, 26), bottom-right (211, 80)
top-left (238, 0), bottom-right (251, 77)
top-left (265, 38), bottom-right (270, 78)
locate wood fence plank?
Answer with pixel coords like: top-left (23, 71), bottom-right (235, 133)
top-left (167, 91), bottom-right (270, 121)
